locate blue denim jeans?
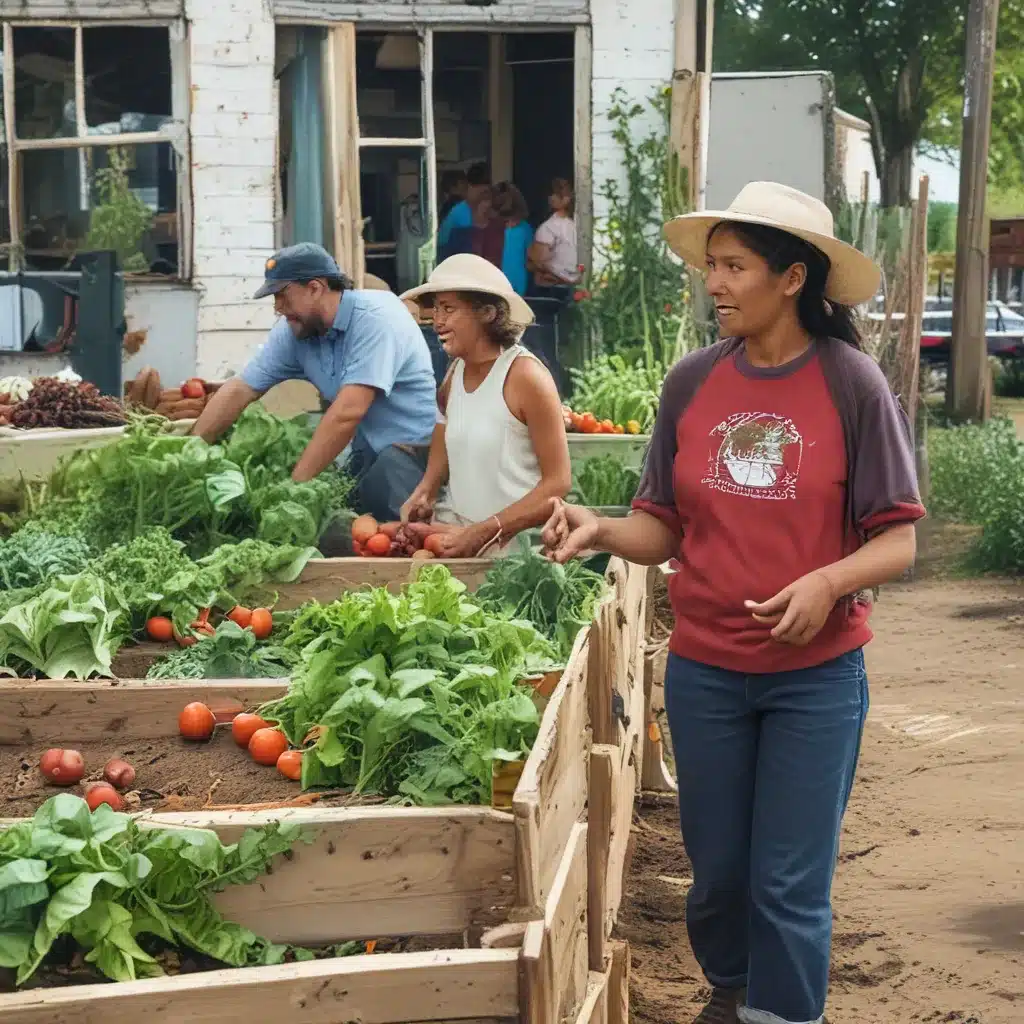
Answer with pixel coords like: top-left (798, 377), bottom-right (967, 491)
top-left (664, 649), bottom-right (869, 1024)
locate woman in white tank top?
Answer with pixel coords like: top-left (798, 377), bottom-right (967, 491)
top-left (399, 255), bottom-right (571, 557)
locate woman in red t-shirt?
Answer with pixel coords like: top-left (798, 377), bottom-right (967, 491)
top-left (543, 182), bottom-right (924, 1024)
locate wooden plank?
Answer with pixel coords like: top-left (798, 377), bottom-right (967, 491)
top-left (520, 822), bottom-right (589, 1024)
top-left (587, 600), bottom-right (615, 745)
top-left (606, 941), bottom-right (630, 1024)
top-left (574, 971), bottom-right (609, 1024)
top-left (574, 24), bottom-right (594, 274)
top-left (275, 557), bottom-right (493, 608)
top-left (0, 681), bottom-right (288, 746)
top-left (513, 624), bottom-right (591, 915)
top-left (146, 806), bottom-right (517, 944)
top-left (272, 1), bottom-right (589, 24)
top-left (3, 0), bottom-right (183, 15)
top-left (0, 948), bottom-right (520, 1024)
top-left (587, 744), bottom-right (615, 971)
top-left (603, 733), bottom-right (640, 939)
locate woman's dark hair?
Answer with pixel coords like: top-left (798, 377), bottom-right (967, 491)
top-left (458, 291), bottom-right (521, 348)
top-left (708, 221), bottom-right (863, 349)
top-left (467, 163), bottom-right (491, 187)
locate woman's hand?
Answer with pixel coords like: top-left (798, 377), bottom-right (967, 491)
top-left (400, 484), bottom-right (437, 524)
top-left (405, 521), bottom-right (496, 558)
top-left (541, 498), bottom-right (600, 563)
top-left (744, 571), bottom-right (838, 646)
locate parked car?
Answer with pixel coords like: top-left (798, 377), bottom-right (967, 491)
top-left (866, 301), bottom-right (1024, 361)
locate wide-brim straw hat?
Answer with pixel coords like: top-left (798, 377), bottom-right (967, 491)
top-left (663, 181), bottom-right (881, 306)
top-left (401, 254), bottom-right (535, 327)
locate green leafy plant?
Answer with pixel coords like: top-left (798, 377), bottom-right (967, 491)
top-left (82, 147), bottom-right (153, 273)
top-left (474, 537), bottom-right (607, 659)
top-left (569, 354), bottom-right (663, 432)
top-left (579, 86), bottom-right (699, 369)
top-left (0, 573), bottom-right (126, 679)
top-left (147, 620), bottom-right (298, 680)
top-left (928, 416), bottom-right (1024, 572)
top-left (571, 456), bottom-right (641, 508)
top-left (0, 794), bottom-right (334, 985)
top-left (259, 564), bottom-right (561, 805)
top-left (0, 524), bottom-right (92, 591)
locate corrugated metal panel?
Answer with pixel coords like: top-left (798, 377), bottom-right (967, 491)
top-left (0, 0), bottom-right (184, 16)
top-left (272, 1), bottom-right (589, 25)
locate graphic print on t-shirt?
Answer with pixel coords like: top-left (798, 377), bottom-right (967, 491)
top-left (701, 411), bottom-right (803, 500)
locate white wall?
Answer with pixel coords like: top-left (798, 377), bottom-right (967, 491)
top-left (123, 282), bottom-right (199, 386)
top-left (589, 0), bottom-right (675, 233)
top-left (186, 0), bottom-right (278, 379)
top-left (839, 121), bottom-right (880, 205)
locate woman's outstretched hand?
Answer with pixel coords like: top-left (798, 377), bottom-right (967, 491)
top-left (541, 498), bottom-right (600, 563)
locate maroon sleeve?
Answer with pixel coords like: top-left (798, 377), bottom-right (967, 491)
top-left (631, 348), bottom-right (720, 535)
top-left (851, 359), bottom-right (926, 536)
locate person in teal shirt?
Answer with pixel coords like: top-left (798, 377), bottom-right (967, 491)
top-left (494, 183), bottom-right (534, 296)
top-left (438, 163), bottom-right (490, 249)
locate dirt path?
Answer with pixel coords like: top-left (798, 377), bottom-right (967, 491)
top-left (622, 565), bottom-right (1024, 1023)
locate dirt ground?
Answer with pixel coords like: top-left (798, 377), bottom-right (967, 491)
top-left (622, 522), bottom-right (1024, 1023)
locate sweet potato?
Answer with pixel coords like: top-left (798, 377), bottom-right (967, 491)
top-left (141, 367), bottom-right (162, 409)
top-left (158, 387), bottom-right (184, 405)
top-left (167, 397), bottom-right (206, 420)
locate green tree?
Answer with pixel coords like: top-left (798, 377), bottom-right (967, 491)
top-left (715, 0), bottom-right (1024, 206)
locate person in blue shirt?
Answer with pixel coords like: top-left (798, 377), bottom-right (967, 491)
top-left (438, 162), bottom-right (490, 254)
top-left (494, 182), bottom-right (534, 296)
top-left (191, 243), bottom-right (438, 522)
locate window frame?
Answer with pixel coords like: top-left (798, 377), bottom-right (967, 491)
top-left (0, 18), bottom-right (192, 280)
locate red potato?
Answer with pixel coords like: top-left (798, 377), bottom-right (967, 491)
top-left (39, 748), bottom-right (84, 786)
top-left (179, 702), bottom-right (216, 741)
top-left (103, 758), bottom-right (136, 789)
top-left (84, 782), bottom-right (123, 812)
top-left (249, 728), bottom-right (288, 766)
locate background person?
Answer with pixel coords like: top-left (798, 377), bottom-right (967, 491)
top-left (438, 168), bottom-right (468, 223)
top-left (438, 162), bottom-right (490, 252)
top-left (540, 182), bottom-right (925, 1024)
top-left (493, 182), bottom-right (534, 296)
top-left (398, 254), bottom-right (570, 557)
top-left (528, 177), bottom-right (580, 288)
top-left (192, 243), bottom-right (437, 522)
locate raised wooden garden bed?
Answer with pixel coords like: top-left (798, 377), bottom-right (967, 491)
top-left (0, 558), bottom-right (657, 1023)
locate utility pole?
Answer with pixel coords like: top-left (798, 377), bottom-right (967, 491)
top-left (948, 0), bottom-right (1001, 421)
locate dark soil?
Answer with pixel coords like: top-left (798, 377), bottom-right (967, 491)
top-left (0, 730), bottom-right (377, 817)
top-left (0, 932), bottom-right (465, 993)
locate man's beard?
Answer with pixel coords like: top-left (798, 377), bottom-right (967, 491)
top-left (291, 313), bottom-right (330, 340)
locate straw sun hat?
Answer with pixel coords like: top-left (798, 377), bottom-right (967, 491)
top-left (663, 181), bottom-right (881, 306)
top-left (401, 254), bottom-right (536, 327)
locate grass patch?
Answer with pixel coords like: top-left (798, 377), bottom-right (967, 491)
top-left (929, 416), bottom-right (1024, 573)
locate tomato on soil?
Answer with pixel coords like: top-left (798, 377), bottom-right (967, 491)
top-left (179, 702), bottom-right (216, 741)
top-left (231, 713), bottom-right (270, 748)
top-left (85, 783), bottom-right (123, 812)
top-left (39, 749), bottom-right (84, 786)
top-left (249, 728), bottom-right (288, 766)
top-left (276, 750), bottom-right (303, 780)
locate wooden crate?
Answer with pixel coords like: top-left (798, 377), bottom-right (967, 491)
top-left (0, 816), bottom-right (590, 1024)
top-left (0, 561), bottom-right (649, 1022)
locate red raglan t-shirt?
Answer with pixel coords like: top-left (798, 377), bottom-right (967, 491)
top-left (633, 341), bottom-right (926, 674)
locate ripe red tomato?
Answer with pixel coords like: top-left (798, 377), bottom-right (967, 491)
top-left (365, 533), bottom-right (392, 557)
top-left (181, 378), bottom-right (206, 399)
top-left (231, 713), bottom-right (269, 748)
top-left (179, 702), bottom-right (216, 741)
top-left (249, 728), bottom-right (288, 766)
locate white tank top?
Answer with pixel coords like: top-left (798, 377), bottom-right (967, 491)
top-left (441, 345), bottom-right (542, 525)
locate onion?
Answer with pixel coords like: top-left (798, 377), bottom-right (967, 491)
top-left (103, 758), bottom-right (136, 790)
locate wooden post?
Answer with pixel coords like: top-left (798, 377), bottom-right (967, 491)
top-left (587, 745), bottom-right (615, 972)
top-left (948, 0), bottom-right (1001, 422)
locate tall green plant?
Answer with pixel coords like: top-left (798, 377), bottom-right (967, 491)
top-left (83, 148), bottom-right (153, 273)
top-left (580, 87), bottom-right (698, 369)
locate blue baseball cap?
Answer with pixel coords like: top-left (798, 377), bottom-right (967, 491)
top-left (253, 242), bottom-right (343, 299)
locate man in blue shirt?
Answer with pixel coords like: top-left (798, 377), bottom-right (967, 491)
top-left (437, 162), bottom-right (490, 253)
top-left (192, 243), bottom-right (438, 521)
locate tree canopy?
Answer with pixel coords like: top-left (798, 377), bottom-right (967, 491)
top-left (715, 0), bottom-right (1024, 207)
